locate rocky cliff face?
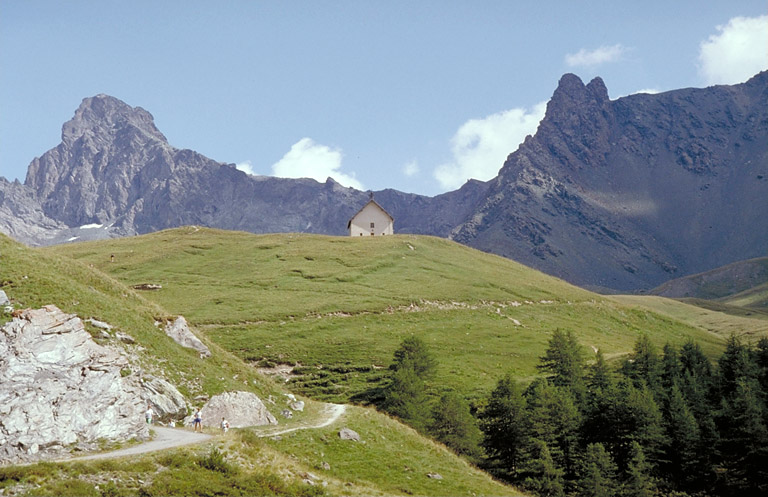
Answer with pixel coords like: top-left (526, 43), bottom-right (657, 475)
top-left (0, 305), bottom-right (149, 464)
top-left (8, 94), bottom-right (488, 244)
top-left (451, 71), bottom-right (768, 291)
top-left (2, 72), bottom-right (766, 291)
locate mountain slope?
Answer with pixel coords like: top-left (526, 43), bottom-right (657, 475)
top-left (3, 72), bottom-right (766, 292)
top-left (14, 93), bottom-right (488, 244)
top-left (651, 256), bottom-right (768, 311)
top-left (1, 233), bottom-right (523, 496)
top-left (451, 71), bottom-right (768, 291)
top-left (48, 228), bottom-right (747, 403)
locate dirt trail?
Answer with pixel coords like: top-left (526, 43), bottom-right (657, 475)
top-left (61, 403), bottom-right (346, 462)
top-left (65, 427), bottom-right (212, 462)
top-left (263, 403), bottom-right (346, 437)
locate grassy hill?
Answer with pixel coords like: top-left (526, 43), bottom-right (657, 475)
top-left (651, 256), bottom-right (768, 312)
top-left (1, 232), bottom-right (523, 496)
top-left (44, 227), bottom-right (750, 404)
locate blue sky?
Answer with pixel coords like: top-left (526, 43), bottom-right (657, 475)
top-left (1, 1), bottom-right (766, 196)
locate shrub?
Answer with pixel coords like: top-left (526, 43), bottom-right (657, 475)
top-left (197, 447), bottom-right (235, 474)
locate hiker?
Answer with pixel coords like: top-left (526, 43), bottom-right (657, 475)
top-left (221, 417), bottom-right (229, 433)
top-left (193, 409), bottom-right (202, 432)
top-left (145, 405), bottom-right (154, 425)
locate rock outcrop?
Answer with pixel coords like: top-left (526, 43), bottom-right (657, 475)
top-left (141, 376), bottom-right (188, 422)
top-left (188, 391), bottom-right (277, 428)
top-left (164, 316), bottom-right (211, 358)
top-left (0, 306), bottom-right (149, 464)
top-left (451, 71), bottom-right (768, 291)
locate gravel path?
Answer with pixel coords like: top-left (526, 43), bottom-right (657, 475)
top-left (61, 403), bottom-right (346, 462)
top-left (265, 403), bottom-right (346, 437)
top-left (65, 427), bottom-right (212, 462)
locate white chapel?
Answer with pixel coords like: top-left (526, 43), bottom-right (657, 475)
top-left (347, 196), bottom-right (394, 236)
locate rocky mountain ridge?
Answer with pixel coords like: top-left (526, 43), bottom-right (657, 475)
top-left (1, 72), bottom-right (765, 291)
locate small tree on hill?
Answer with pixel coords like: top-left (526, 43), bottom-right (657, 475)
top-left (381, 363), bottom-right (433, 432)
top-left (390, 335), bottom-right (436, 380)
top-left (429, 391), bottom-right (483, 461)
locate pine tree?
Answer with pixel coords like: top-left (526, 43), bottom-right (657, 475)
top-left (755, 337), bottom-right (768, 398)
top-left (661, 343), bottom-right (681, 391)
top-left (678, 339), bottom-right (719, 486)
top-left (525, 380), bottom-right (581, 480)
top-left (582, 366), bottom-right (623, 459)
top-left (479, 374), bottom-right (529, 480)
top-left (577, 443), bottom-right (618, 497)
top-left (429, 391), bottom-right (483, 461)
top-left (623, 380), bottom-right (667, 469)
top-left (381, 364), bottom-right (433, 431)
top-left (390, 335), bottom-right (437, 380)
top-left (623, 334), bottom-right (662, 395)
top-left (679, 339), bottom-right (713, 381)
top-left (538, 329), bottom-right (586, 402)
top-left (623, 441), bottom-right (656, 497)
top-left (718, 377), bottom-right (768, 494)
top-left (718, 334), bottom-right (758, 397)
top-left (587, 348), bottom-right (613, 392)
top-left (520, 440), bottom-right (565, 497)
top-left (662, 382), bottom-right (700, 489)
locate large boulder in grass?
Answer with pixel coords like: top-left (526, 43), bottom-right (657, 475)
top-left (0, 305), bottom-right (149, 464)
top-left (187, 391), bottom-right (277, 428)
top-left (164, 316), bottom-right (211, 358)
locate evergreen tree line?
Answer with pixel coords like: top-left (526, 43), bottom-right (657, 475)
top-left (379, 332), bottom-right (768, 497)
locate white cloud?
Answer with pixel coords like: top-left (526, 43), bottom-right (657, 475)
top-left (632, 88), bottom-right (661, 95)
top-left (698, 15), bottom-right (768, 85)
top-left (236, 160), bottom-right (257, 175)
top-left (433, 102), bottom-right (547, 191)
top-left (403, 160), bottom-right (419, 177)
top-left (271, 137), bottom-right (363, 189)
top-left (565, 44), bottom-right (626, 67)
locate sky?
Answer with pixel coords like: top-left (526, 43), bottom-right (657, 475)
top-left (1, 1), bottom-right (766, 197)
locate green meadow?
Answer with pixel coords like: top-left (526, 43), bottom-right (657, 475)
top-left (47, 227), bottom-right (746, 404)
top-left (2, 231), bottom-right (524, 496)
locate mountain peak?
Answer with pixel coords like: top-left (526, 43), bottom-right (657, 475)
top-left (61, 94), bottom-right (167, 146)
top-left (550, 73), bottom-right (610, 106)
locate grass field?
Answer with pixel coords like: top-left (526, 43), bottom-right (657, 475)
top-left (3, 231), bottom-right (527, 496)
top-left (46, 227), bottom-right (743, 404)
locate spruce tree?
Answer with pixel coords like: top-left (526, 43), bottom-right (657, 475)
top-left (623, 380), bottom-right (667, 468)
top-left (755, 337), bottom-right (768, 398)
top-left (718, 377), bottom-right (768, 494)
top-left (587, 348), bottom-right (613, 392)
top-left (381, 364), bottom-right (433, 432)
top-left (623, 441), bottom-right (656, 497)
top-left (662, 382), bottom-right (701, 489)
top-left (520, 440), bottom-right (565, 497)
top-left (525, 380), bottom-right (581, 480)
top-left (538, 329), bottom-right (586, 402)
top-left (661, 343), bottom-right (681, 391)
top-left (623, 334), bottom-right (662, 395)
top-left (718, 334), bottom-right (758, 397)
top-left (577, 443), bottom-right (618, 497)
top-left (479, 374), bottom-right (529, 479)
top-left (390, 335), bottom-right (437, 380)
top-left (429, 391), bottom-right (483, 461)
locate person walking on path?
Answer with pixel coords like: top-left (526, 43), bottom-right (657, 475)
top-left (145, 405), bottom-right (154, 425)
top-left (193, 409), bottom-right (203, 432)
top-left (220, 417), bottom-right (229, 433)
